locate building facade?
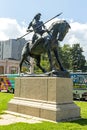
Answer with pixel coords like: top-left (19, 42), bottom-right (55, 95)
top-left (0, 38), bottom-right (27, 60)
top-left (0, 59), bottom-right (19, 74)
top-left (0, 38), bottom-right (27, 74)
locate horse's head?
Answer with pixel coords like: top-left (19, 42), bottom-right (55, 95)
top-left (49, 20), bottom-right (71, 41)
top-left (58, 20), bottom-right (71, 41)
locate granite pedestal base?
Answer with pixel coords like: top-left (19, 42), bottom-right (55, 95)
top-left (8, 77), bottom-right (80, 122)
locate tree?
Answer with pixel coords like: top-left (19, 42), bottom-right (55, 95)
top-left (71, 44), bottom-right (86, 71)
top-left (60, 44), bottom-right (71, 69)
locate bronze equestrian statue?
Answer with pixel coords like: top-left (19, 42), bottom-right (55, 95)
top-left (19, 16), bottom-right (71, 75)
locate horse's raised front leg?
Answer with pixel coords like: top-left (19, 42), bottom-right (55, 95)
top-left (36, 56), bottom-right (46, 73)
top-left (53, 48), bottom-right (66, 71)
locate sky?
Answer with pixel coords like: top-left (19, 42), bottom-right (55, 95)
top-left (0, 0), bottom-right (87, 59)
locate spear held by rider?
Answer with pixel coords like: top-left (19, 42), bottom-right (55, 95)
top-left (16, 12), bottom-right (63, 41)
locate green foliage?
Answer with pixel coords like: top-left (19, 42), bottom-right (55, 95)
top-left (0, 93), bottom-right (14, 114)
top-left (71, 44), bottom-right (86, 71)
top-left (59, 43), bottom-right (86, 72)
top-left (73, 85), bottom-right (87, 89)
top-left (60, 44), bottom-right (71, 69)
top-left (21, 66), bottom-right (29, 73)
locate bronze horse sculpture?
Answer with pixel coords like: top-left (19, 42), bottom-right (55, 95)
top-left (20, 20), bottom-right (71, 73)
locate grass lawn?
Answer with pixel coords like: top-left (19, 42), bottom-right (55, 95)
top-left (0, 92), bottom-right (14, 114)
top-left (0, 92), bottom-right (87, 130)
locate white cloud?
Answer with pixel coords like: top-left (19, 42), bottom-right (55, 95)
top-left (0, 18), bottom-right (87, 60)
top-left (0, 18), bottom-right (26, 41)
top-left (63, 21), bottom-right (87, 60)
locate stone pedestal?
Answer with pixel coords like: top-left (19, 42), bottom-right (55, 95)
top-left (8, 77), bottom-right (80, 122)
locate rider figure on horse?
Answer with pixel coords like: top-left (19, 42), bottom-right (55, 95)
top-left (27, 13), bottom-right (51, 44)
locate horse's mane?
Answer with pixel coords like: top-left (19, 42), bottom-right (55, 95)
top-left (48, 20), bottom-right (64, 30)
top-left (48, 20), bottom-right (70, 31)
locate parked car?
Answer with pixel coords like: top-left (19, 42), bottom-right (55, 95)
top-left (82, 92), bottom-right (87, 100)
top-left (73, 88), bottom-right (87, 101)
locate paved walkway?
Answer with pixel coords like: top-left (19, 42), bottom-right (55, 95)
top-left (0, 111), bottom-right (42, 125)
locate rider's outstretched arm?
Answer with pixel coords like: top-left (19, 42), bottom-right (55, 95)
top-left (27, 22), bottom-right (32, 32)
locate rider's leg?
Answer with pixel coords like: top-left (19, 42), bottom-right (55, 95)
top-left (32, 34), bottom-right (36, 44)
top-left (32, 33), bottom-right (41, 44)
